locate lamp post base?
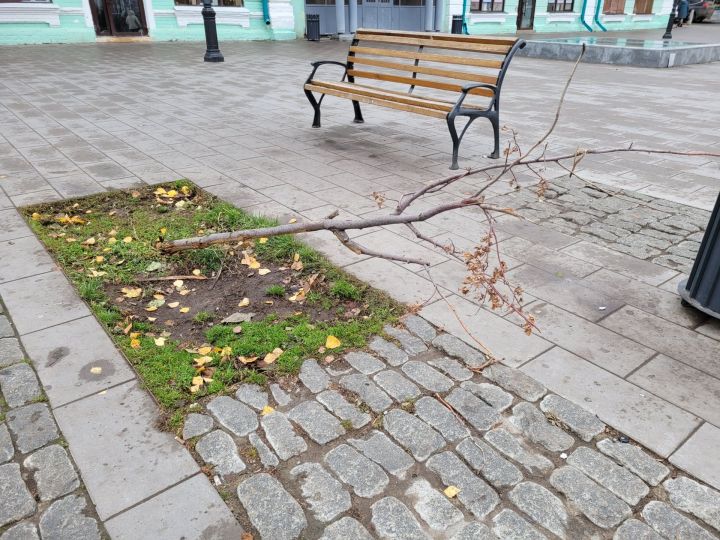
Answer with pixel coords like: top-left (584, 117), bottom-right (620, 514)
top-left (204, 50), bottom-right (224, 62)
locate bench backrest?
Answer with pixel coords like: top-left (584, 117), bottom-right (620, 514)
top-left (347, 29), bottom-right (524, 99)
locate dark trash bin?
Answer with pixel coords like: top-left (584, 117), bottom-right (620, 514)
top-left (679, 191), bottom-right (720, 319)
top-left (306, 14), bottom-right (320, 41)
top-left (451, 15), bottom-right (463, 34)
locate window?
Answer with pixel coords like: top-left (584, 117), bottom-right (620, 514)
top-left (633, 0), bottom-right (653, 13)
top-left (175, 0), bottom-right (243, 6)
top-left (547, 0), bottom-right (573, 11)
top-left (470, 0), bottom-right (505, 12)
top-left (602, 0), bottom-right (625, 13)
top-left (0, 0), bottom-right (52, 3)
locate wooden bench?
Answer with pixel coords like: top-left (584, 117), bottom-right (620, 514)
top-left (303, 29), bottom-right (526, 170)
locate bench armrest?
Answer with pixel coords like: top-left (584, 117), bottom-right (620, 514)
top-left (454, 83), bottom-right (498, 110)
top-left (306, 61), bottom-right (348, 84)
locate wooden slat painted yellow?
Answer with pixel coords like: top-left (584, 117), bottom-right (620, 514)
top-left (348, 46), bottom-right (504, 69)
top-left (348, 56), bottom-right (498, 84)
top-left (356, 33), bottom-right (512, 55)
top-left (355, 28), bottom-right (518, 47)
top-left (347, 69), bottom-right (495, 97)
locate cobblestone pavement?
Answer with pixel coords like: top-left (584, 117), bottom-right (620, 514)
top-left (182, 315), bottom-right (720, 539)
top-left (0, 298), bottom-right (105, 539)
top-left (493, 175), bottom-right (710, 274)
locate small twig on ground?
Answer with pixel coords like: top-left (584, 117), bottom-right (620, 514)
top-left (136, 275), bottom-right (208, 282)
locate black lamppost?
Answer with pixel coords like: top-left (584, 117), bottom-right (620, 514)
top-left (662, 0), bottom-right (679, 39)
top-left (202, 0), bottom-right (224, 62)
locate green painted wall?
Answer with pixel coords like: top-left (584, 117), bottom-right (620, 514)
top-left (0, 0), bottom-right (95, 45)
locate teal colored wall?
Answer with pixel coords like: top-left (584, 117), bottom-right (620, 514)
top-left (0, 0), bottom-right (95, 45)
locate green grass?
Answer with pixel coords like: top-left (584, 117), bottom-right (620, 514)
top-left (265, 285), bottom-right (286, 297)
top-left (24, 181), bottom-right (400, 409)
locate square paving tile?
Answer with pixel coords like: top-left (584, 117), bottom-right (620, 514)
top-left (670, 423), bottom-right (720, 490)
top-left (0, 209), bottom-right (32, 242)
top-left (53, 380), bottom-right (199, 520)
top-left (0, 235), bottom-right (56, 284)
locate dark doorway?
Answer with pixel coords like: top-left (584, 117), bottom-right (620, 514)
top-left (516, 0), bottom-right (535, 29)
top-left (90, 0), bottom-right (148, 36)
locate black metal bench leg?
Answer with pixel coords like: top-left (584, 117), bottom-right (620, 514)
top-left (489, 114), bottom-right (500, 159)
top-left (352, 101), bottom-right (364, 124)
top-left (447, 115), bottom-right (460, 170)
top-left (304, 89), bottom-right (322, 128)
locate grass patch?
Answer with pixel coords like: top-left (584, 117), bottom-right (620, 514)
top-left (24, 182), bottom-right (400, 410)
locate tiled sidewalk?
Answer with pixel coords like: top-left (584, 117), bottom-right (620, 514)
top-left (0, 37), bottom-right (720, 532)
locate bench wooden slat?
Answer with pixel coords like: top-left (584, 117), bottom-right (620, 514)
top-left (349, 46), bottom-right (504, 69)
top-left (348, 56), bottom-right (498, 85)
top-left (357, 33), bottom-right (512, 55)
top-left (347, 69), bottom-right (495, 97)
top-left (356, 28), bottom-right (518, 47)
top-left (305, 83), bottom-right (448, 119)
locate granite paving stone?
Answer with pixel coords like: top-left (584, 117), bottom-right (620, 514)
top-left (0, 424), bottom-right (13, 463)
top-left (339, 373), bottom-right (393, 413)
top-left (270, 383), bottom-right (293, 407)
top-left (403, 315), bottom-right (437, 342)
top-left (461, 381), bottom-right (513, 411)
top-left (38, 495), bottom-right (100, 540)
top-left (445, 388), bottom-right (502, 432)
top-left (428, 357), bottom-right (473, 381)
top-left (23, 445), bottom-right (79, 501)
top-left (319, 517), bottom-right (374, 540)
top-left (431, 333), bottom-right (486, 368)
top-left (248, 432), bottom-right (279, 468)
top-left (0, 522), bottom-right (40, 540)
top-left (6, 403), bottom-right (59, 454)
top-left (181, 413), bottom-right (213, 440)
top-left (235, 384), bottom-right (268, 411)
top-left (426, 451), bottom-right (500, 519)
top-left (508, 482), bottom-right (569, 539)
top-left (413, 396), bottom-right (469, 442)
top-left (401, 360), bottom-right (453, 392)
top-left (484, 428), bottom-right (554, 475)
top-left (405, 478), bottom-right (464, 531)
top-left (483, 364), bottom-right (547, 402)
top-left (493, 509), bottom-right (548, 540)
top-left (324, 444), bottom-right (389, 498)
top-left (195, 430), bottom-right (246, 476)
top-left (345, 351), bottom-right (385, 374)
top-left (0, 363), bottom-right (41, 408)
top-left (299, 358), bottom-right (330, 393)
top-left (369, 336), bottom-right (409, 366)
top-left (663, 476), bottom-right (720, 532)
top-left (348, 430), bottom-right (414, 478)
top-left (456, 437), bottom-right (524, 488)
top-left (371, 497), bottom-right (430, 540)
top-left (261, 411), bottom-right (308, 461)
top-left (290, 462), bottom-right (351, 523)
top-left (237, 473), bottom-right (307, 540)
top-left (511, 402), bottom-right (575, 452)
top-left (288, 400), bottom-right (345, 444)
top-left (551, 466), bottom-right (631, 529)
top-left (0, 463), bottom-right (36, 528)
top-left (383, 408), bottom-right (445, 461)
top-left (539, 394), bottom-right (605, 442)
top-left (383, 324), bottom-right (428, 355)
top-left (597, 439), bottom-right (669, 486)
top-left (373, 370), bottom-right (422, 402)
top-left (642, 501), bottom-right (715, 540)
top-left (613, 518), bottom-right (663, 540)
top-left (450, 522), bottom-right (497, 540)
top-left (567, 446), bottom-right (648, 505)
top-left (206, 396), bottom-right (258, 437)
top-left (0, 338), bottom-right (23, 368)
top-left (316, 390), bottom-right (371, 429)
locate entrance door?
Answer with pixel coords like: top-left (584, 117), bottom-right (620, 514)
top-left (90, 0), bottom-right (148, 36)
top-left (362, 0), bottom-right (392, 28)
top-left (516, 0), bottom-right (535, 29)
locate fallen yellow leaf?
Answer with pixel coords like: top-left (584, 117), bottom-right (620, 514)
top-left (95, 256), bottom-right (105, 263)
top-left (191, 376), bottom-right (203, 386)
top-left (444, 486), bottom-right (460, 498)
top-left (261, 405), bottom-right (275, 416)
top-left (192, 269), bottom-right (202, 276)
top-left (166, 189), bottom-right (178, 198)
top-left (238, 298), bottom-right (250, 308)
top-left (181, 185), bottom-right (191, 195)
top-left (258, 268), bottom-right (271, 276)
top-left (193, 355), bottom-right (213, 367)
top-left (154, 337), bottom-right (166, 347)
top-left (153, 294), bottom-right (165, 300)
top-left (31, 212), bottom-right (42, 221)
top-left (198, 346), bottom-right (213, 355)
top-left (160, 227), bottom-right (167, 235)
top-left (108, 237), bottom-right (117, 245)
top-left (122, 236), bottom-right (133, 243)
top-left (154, 187), bottom-right (167, 195)
top-left (288, 218), bottom-right (297, 224)
top-left (179, 307), bottom-right (190, 314)
top-left (325, 335), bottom-right (341, 349)
top-left (263, 347), bottom-right (284, 364)
top-left (168, 301), bottom-right (180, 308)
top-left (121, 287), bottom-right (142, 299)
top-left (147, 317), bottom-right (157, 322)
top-left (90, 366), bottom-right (103, 375)
top-left (259, 237), bottom-right (268, 244)
top-left (130, 338), bottom-right (141, 349)
top-left (145, 306), bottom-right (158, 312)
top-left (82, 237), bottom-right (96, 245)
top-left (239, 356), bottom-right (258, 364)
top-left (189, 384), bottom-right (201, 394)
top-left (173, 279), bottom-right (184, 288)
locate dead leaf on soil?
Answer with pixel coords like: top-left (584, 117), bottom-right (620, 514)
top-left (325, 335), bottom-right (341, 349)
top-left (121, 287), bottom-right (143, 299)
top-left (154, 337), bottom-right (166, 347)
top-left (168, 301), bottom-right (180, 308)
top-left (258, 268), bottom-right (271, 276)
top-left (179, 307), bottom-right (190, 314)
top-left (221, 312), bottom-right (255, 324)
top-left (238, 298), bottom-right (250, 308)
top-left (263, 347), bottom-right (284, 364)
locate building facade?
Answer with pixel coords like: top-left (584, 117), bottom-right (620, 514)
top-left (0, 0), bottom-right (670, 45)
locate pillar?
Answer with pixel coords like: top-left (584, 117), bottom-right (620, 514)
top-left (349, 0), bottom-right (357, 32)
top-left (434, 0), bottom-right (444, 30)
top-left (425, 0), bottom-right (434, 30)
top-left (335, 0), bottom-right (346, 34)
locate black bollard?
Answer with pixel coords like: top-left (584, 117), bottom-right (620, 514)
top-left (662, 0), bottom-right (679, 39)
top-left (202, 0), bottom-right (224, 62)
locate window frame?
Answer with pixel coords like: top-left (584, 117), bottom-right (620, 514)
top-left (470, 0), bottom-right (505, 12)
top-left (602, 0), bottom-right (625, 14)
top-left (546, 0), bottom-right (574, 12)
top-left (174, 0), bottom-right (244, 7)
top-left (633, 0), bottom-right (653, 14)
